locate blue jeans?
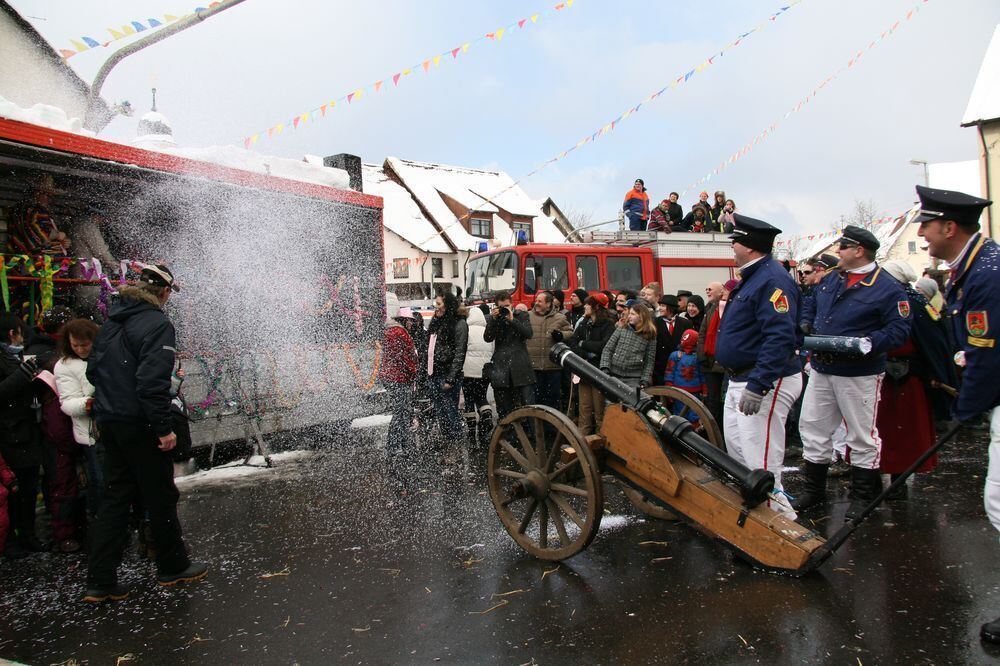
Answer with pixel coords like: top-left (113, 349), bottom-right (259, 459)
top-left (534, 370), bottom-right (562, 412)
top-left (384, 382), bottom-right (413, 453)
top-left (83, 443), bottom-right (105, 517)
top-left (428, 376), bottom-right (463, 440)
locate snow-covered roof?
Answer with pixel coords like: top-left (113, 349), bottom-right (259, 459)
top-left (963, 24), bottom-right (1000, 126)
top-left (435, 184), bottom-right (499, 214)
top-left (385, 156), bottom-right (566, 250)
top-left (362, 163), bottom-right (451, 253)
top-left (0, 94), bottom-right (351, 190)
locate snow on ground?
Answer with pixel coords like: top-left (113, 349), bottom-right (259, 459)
top-left (175, 450), bottom-right (315, 488)
top-left (350, 414), bottom-right (393, 429)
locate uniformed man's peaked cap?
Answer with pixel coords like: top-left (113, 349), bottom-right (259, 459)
top-left (838, 225), bottom-right (880, 252)
top-left (730, 214), bottom-right (781, 253)
top-left (912, 184), bottom-right (992, 229)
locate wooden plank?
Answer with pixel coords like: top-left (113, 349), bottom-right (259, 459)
top-left (601, 405), bottom-right (824, 572)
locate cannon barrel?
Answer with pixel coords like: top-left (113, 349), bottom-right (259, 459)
top-left (550, 343), bottom-right (774, 507)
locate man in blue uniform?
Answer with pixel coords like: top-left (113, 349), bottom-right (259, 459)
top-left (795, 226), bottom-right (912, 520)
top-left (715, 214), bottom-right (803, 518)
top-left (914, 184), bottom-right (998, 644)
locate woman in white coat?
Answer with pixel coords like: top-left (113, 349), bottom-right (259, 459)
top-left (462, 304), bottom-right (495, 446)
top-left (53, 319), bottom-right (103, 517)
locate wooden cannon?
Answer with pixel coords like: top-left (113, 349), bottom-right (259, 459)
top-left (486, 343), bottom-right (880, 576)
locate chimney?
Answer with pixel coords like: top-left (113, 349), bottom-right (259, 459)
top-left (324, 153), bottom-right (363, 192)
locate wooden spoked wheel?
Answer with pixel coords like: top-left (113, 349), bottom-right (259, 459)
top-left (620, 387), bottom-right (725, 520)
top-left (487, 405), bottom-right (603, 561)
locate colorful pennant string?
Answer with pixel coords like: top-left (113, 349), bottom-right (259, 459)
top-left (680, 0), bottom-right (930, 195)
top-left (57, 3), bottom-right (227, 60)
top-left (241, 0), bottom-right (578, 149)
top-left (416, 0), bottom-right (803, 248)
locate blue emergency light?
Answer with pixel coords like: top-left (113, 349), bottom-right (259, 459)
top-left (477, 241), bottom-right (489, 253)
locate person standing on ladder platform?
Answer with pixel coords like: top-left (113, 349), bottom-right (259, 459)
top-left (914, 184), bottom-right (999, 645)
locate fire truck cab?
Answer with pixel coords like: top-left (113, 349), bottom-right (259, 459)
top-left (464, 230), bottom-right (737, 306)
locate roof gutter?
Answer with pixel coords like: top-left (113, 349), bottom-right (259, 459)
top-left (83, 0), bottom-right (246, 131)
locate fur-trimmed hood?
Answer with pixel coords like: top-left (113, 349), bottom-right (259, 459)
top-left (108, 285), bottom-right (163, 323)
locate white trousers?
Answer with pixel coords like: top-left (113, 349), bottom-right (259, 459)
top-left (800, 371), bottom-right (884, 470)
top-left (987, 407), bottom-right (1000, 536)
top-left (724, 373), bottom-right (804, 519)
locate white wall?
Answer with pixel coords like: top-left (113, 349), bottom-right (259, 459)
top-left (0, 13), bottom-right (92, 118)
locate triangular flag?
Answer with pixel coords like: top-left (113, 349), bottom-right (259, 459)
top-left (320, 104), bottom-right (328, 116)
top-left (683, 69), bottom-right (695, 81)
top-left (250, 134), bottom-right (258, 145)
top-left (82, 36), bottom-right (100, 47)
top-left (70, 39), bottom-right (89, 52)
top-left (392, 73), bottom-right (402, 85)
top-left (496, 28), bottom-right (505, 40)
top-left (108, 27), bottom-right (125, 39)
top-left (422, 60), bottom-right (431, 72)
top-left (347, 92), bottom-right (355, 103)
top-left (355, 89), bottom-right (363, 100)
top-left (486, 32), bottom-right (495, 39)
top-left (276, 123), bottom-right (284, 134)
top-left (267, 127), bottom-right (275, 138)
top-left (462, 43), bottom-right (470, 53)
top-left (329, 100), bottom-right (337, 108)
top-left (530, 14), bottom-right (538, 22)
top-left (59, 49), bottom-right (76, 58)
top-left (293, 116), bottom-right (301, 128)
top-left (451, 47), bottom-right (460, 58)
top-left (148, 18), bottom-right (162, 27)
top-left (164, 14), bottom-right (178, 22)
top-left (300, 112), bottom-right (309, 123)
top-left (518, 19), bottom-right (526, 28)
top-left (432, 55), bottom-right (441, 66)
top-left (131, 21), bottom-right (147, 32)
top-left (122, 24), bottom-right (136, 35)
top-left (374, 80), bottom-right (383, 92)
top-left (555, 3), bottom-right (565, 10)
top-left (402, 68), bottom-right (412, 75)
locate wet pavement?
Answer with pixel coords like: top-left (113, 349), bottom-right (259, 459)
top-left (1, 426), bottom-right (999, 665)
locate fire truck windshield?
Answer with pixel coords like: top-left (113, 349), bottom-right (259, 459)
top-left (466, 251), bottom-right (518, 300)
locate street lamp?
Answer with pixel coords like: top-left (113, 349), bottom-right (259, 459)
top-left (909, 159), bottom-right (930, 187)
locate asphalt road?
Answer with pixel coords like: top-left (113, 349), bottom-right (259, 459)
top-left (1, 426), bottom-right (998, 665)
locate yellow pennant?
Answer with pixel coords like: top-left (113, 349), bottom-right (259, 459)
top-left (70, 39), bottom-right (89, 52)
top-left (496, 28), bottom-right (506, 40)
top-left (531, 14), bottom-right (538, 22)
top-left (276, 123), bottom-right (284, 134)
top-left (433, 55), bottom-right (442, 66)
top-left (164, 14), bottom-right (178, 22)
top-left (462, 43), bottom-right (470, 53)
top-left (108, 27), bottom-right (125, 39)
top-left (122, 24), bottom-right (136, 35)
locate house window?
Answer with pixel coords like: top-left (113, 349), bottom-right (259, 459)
top-left (470, 217), bottom-right (492, 238)
top-left (512, 221), bottom-right (532, 242)
top-left (452, 259), bottom-right (459, 278)
top-left (907, 241), bottom-right (917, 255)
top-left (392, 258), bottom-right (409, 279)
top-left (432, 257), bottom-right (444, 278)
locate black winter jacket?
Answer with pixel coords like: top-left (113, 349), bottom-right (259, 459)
top-left (87, 286), bottom-right (176, 437)
top-left (426, 315), bottom-right (468, 384)
top-left (0, 349), bottom-right (42, 468)
top-left (570, 315), bottom-right (615, 366)
top-left (484, 310), bottom-right (536, 388)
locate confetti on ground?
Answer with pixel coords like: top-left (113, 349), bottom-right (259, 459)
top-left (541, 565), bottom-right (560, 580)
top-left (259, 567), bottom-right (291, 579)
top-left (491, 589), bottom-right (527, 598)
top-left (651, 557), bottom-right (673, 562)
top-left (738, 635), bottom-right (748, 646)
top-left (639, 540), bottom-right (669, 546)
top-left (468, 599), bottom-right (509, 615)
top-left (116, 655), bottom-right (136, 665)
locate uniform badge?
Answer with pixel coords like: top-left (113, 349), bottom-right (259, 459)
top-left (896, 301), bottom-right (910, 318)
top-left (924, 304), bottom-right (940, 321)
top-left (773, 294), bottom-right (789, 314)
top-left (966, 310), bottom-right (988, 337)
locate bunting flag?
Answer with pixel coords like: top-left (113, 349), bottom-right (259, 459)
top-left (680, 0), bottom-right (930, 195)
top-left (416, 0), bottom-right (804, 248)
top-left (57, 2), bottom-right (229, 60)
top-left (241, 0), bottom-right (579, 149)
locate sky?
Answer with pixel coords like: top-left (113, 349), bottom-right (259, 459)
top-left (10, 0), bottom-right (1000, 235)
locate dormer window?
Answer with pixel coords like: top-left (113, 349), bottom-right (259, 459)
top-left (470, 215), bottom-right (492, 238)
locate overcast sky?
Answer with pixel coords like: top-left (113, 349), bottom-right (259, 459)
top-left (11, 0), bottom-right (1000, 234)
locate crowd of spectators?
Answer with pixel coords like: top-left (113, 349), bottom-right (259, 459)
top-left (624, 178), bottom-right (737, 234)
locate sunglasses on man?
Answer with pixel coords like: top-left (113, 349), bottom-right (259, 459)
top-left (838, 241), bottom-right (860, 250)
top-left (799, 270), bottom-right (814, 277)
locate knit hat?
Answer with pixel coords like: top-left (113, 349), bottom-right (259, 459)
top-left (592, 292), bottom-right (609, 308)
top-left (679, 328), bottom-right (699, 353)
top-left (551, 289), bottom-right (565, 305)
top-left (723, 279), bottom-right (739, 292)
top-left (881, 259), bottom-right (918, 285)
top-left (572, 288), bottom-right (589, 306)
top-left (914, 276), bottom-right (939, 298)
top-left (687, 294), bottom-right (705, 313)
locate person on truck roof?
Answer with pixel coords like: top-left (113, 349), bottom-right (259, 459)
top-left (647, 200), bottom-right (673, 233)
top-left (622, 179), bottom-right (650, 232)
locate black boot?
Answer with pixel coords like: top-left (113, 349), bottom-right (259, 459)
top-left (791, 461), bottom-right (829, 511)
top-left (983, 614), bottom-right (1000, 644)
top-left (885, 473), bottom-right (908, 500)
top-left (477, 406), bottom-right (495, 448)
top-left (844, 467), bottom-right (884, 521)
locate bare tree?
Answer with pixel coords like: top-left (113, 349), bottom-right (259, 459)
top-left (831, 199), bottom-right (882, 233)
top-left (561, 204), bottom-right (593, 231)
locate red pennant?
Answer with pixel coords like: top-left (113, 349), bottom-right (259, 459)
top-left (320, 104), bottom-right (327, 116)
top-left (347, 92), bottom-right (355, 103)
top-left (422, 60), bottom-right (430, 72)
top-left (293, 116), bottom-right (300, 128)
top-left (374, 80), bottom-right (383, 92)
top-left (555, 3), bottom-right (565, 9)
top-left (518, 19), bottom-right (526, 28)
top-left (451, 47), bottom-right (460, 58)
top-left (486, 32), bottom-right (495, 39)
top-left (392, 73), bottom-right (401, 85)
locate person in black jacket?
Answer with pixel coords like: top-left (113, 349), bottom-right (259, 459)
top-left (484, 291), bottom-right (536, 420)
top-left (0, 313), bottom-right (45, 558)
top-left (426, 292), bottom-right (469, 444)
top-left (571, 294), bottom-right (616, 435)
top-left (84, 264), bottom-right (207, 603)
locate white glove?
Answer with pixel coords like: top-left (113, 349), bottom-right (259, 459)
top-left (738, 388), bottom-right (764, 416)
top-left (859, 337), bottom-right (873, 355)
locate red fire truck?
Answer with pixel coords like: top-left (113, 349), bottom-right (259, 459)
top-left (464, 230), bottom-right (737, 306)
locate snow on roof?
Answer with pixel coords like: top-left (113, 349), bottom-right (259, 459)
top-left (434, 184), bottom-right (499, 214)
top-left (963, 24), bottom-right (1000, 125)
top-left (0, 94), bottom-right (351, 190)
top-left (385, 156), bottom-right (565, 250)
top-left (928, 160), bottom-right (982, 195)
top-left (362, 163), bottom-right (451, 253)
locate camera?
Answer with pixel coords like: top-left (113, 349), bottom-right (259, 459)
top-left (497, 306), bottom-right (511, 319)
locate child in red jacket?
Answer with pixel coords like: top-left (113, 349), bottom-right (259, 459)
top-left (380, 309), bottom-right (417, 456)
top-left (0, 451), bottom-right (17, 557)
